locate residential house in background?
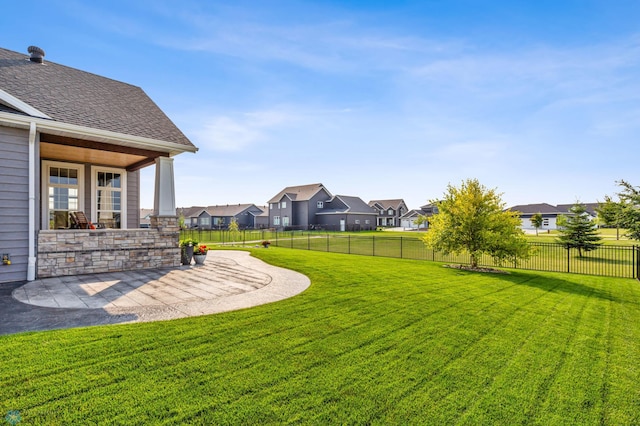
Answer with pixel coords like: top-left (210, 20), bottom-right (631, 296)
top-left (508, 202), bottom-right (599, 230)
top-left (400, 203), bottom-right (439, 230)
top-left (267, 183), bottom-right (377, 230)
top-left (316, 195), bottom-right (378, 231)
top-left (268, 183), bottom-right (333, 230)
top-left (0, 46), bottom-right (196, 283)
top-left (368, 199), bottom-right (408, 228)
top-left (556, 203), bottom-right (599, 220)
top-left (178, 204), bottom-right (264, 229)
top-left (139, 208), bottom-right (154, 228)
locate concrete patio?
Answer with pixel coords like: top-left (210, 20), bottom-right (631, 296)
top-left (1, 250), bottom-right (310, 335)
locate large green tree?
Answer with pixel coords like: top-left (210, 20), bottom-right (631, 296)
top-left (422, 179), bottom-right (532, 269)
top-left (556, 203), bottom-right (602, 257)
top-left (616, 180), bottom-right (640, 241)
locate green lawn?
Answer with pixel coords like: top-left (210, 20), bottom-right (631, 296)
top-left (3, 249), bottom-right (639, 424)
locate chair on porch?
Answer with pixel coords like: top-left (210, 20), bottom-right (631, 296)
top-left (70, 211), bottom-right (90, 229)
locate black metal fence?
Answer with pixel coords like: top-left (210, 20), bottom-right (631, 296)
top-left (180, 230), bottom-right (639, 279)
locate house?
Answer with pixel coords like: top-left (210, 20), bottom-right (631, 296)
top-left (0, 46), bottom-right (197, 283)
top-left (556, 203), bottom-right (599, 221)
top-left (268, 183), bottom-right (333, 230)
top-left (254, 206), bottom-right (269, 229)
top-left (508, 203), bottom-right (563, 230)
top-left (140, 208), bottom-right (154, 228)
top-left (368, 199), bottom-right (408, 228)
top-left (179, 204), bottom-right (265, 229)
top-left (400, 203), bottom-right (439, 230)
top-left (316, 195), bottom-right (378, 231)
top-left (267, 183), bottom-right (377, 230)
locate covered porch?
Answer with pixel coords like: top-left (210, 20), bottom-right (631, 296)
top-left (34, 126), bottom-right (189, 279)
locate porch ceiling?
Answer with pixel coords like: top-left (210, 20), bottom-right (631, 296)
top-left (41, 142), bottom-right (146, 169)
top-left (40, 134), bottom-right (168, 171)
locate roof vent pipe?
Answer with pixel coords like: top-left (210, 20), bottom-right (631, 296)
top-left (27, 46), bottom-right (45, 63)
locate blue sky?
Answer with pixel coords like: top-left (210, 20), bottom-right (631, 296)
top-left (3, 1), bottom-right (640, 209)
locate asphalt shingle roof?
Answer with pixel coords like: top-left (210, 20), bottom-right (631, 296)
top-left (268, 183), bottom-right (329, 204)
top-left (0, 47), bottom-right (194, 148)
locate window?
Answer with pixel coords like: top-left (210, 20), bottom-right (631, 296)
top-left (355, 220), bottom-right (360, 225)
top-left (92, 167), bottom-right (126, 229)
top-left (283, 216), bottom-right (290, 226)
top-left (365, 220), bottom-right (370, 225)
top-left (388, 208), bottom-right (394, 216)
top-left (543, 218), bottom-right (549, 226)
top-left (281, 201), bottom-right (287, 208)
top-left (43, 161), bottom-right (83, 229)
top-left (274, 216), bottom-right (280, 225)
top-left (270, 204), bottom-right (273, 210)
top-left (200, 217), bottom-right (211, 227)
top-left (317, 201), bottom-right (324, 209)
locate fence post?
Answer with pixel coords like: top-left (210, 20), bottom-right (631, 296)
top-left (308, 234), bottom-right (311, 251)
top-left (567, 247), bottom-right (570, 274)
top-left (373, 236), bottom-right (375, 256)
top-left (348, 235), bottom-right (351, 254)
top-left (400, 236), bottom-right (403, 259)
top-left (326, 234), bottom-right (329, 252)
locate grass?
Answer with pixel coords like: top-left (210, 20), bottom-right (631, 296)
top-left (3, 249), bottom-right (638, 424)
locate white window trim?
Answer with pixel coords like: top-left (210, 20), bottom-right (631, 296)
top-left (317, 201), bottom-right (324, 209)
top-left (41, 160), bottom-right (85, 230)
top-left (91, 166), bottom-right (127, 229)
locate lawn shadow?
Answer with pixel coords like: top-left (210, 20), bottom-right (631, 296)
top-left (0, 281), bottom-right (139, 335)
top-left (453, 267), bottom-right (625, 304)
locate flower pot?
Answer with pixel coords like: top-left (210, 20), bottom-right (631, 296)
top-left (193, 253), bottom-right (207, 265)
top-left (181, 245), bottom-right (194, 265)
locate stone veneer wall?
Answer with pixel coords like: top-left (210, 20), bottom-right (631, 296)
top-left (37, 216), bottom-right (180, 278)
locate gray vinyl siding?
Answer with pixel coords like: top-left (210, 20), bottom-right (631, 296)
top-left (127, 169), bottom-right (140, 228)
top-left (0, 126), bottom-right (29, 283)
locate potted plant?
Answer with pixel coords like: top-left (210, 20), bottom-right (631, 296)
top-left (193, 244), bottom-right (209, 265)
top-left (180, 238), bottom-right (198, 265)
top-left (261, 240), bottom-right (271, 248)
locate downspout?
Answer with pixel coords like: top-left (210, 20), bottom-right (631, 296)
top-left (27, 122), bottom-right (36, 281)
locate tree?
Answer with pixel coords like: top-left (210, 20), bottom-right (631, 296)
top-left (596, 195), bottom-right (624, 240)
top-left (228, 218), bottom-right (241, 245)
top-left (556, 202), bottom-right (602, 257)
top-left (422, 179), bottom-right (532, 269)
top-left (530, 212), bottom-right (543, 236)
top-left (616, 180), bottom-right (640, 241)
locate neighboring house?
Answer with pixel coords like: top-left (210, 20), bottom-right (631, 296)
top-left (508, 203), bottom-right (567, 230)
top-left (267, 183), bottom-right (377, 230)
top-left (268, 183), bottom-right (333, 230)
top-left (176, 206), bottom-right (206, 229)
top-left (316, 195), bottom-right (378, 231)
top-left (0, 46), bottom-right (196, 283)
top-left (140, 208), bottom-right (154, 228)
top-left (368, 199), bottom-right (408, 227)
top-left (400, 203), bottom-right (439, 230)
top-left (179, 204), bottom-right (264, 229)
top-left (556, 203), bottom-right (599, 221)
top-left (254, 206), bottom-right (269, 229)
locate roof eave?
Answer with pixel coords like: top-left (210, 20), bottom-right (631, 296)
top-left (0, 111), bottom-right (198, 156)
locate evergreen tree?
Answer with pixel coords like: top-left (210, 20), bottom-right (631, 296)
top-left (616, 180), bottom-right (640, 241)
top-left (556, 203), bottom-right (602, 257)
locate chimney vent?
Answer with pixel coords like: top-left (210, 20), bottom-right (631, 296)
top-left (27, 46), bottom-right (45, 63)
